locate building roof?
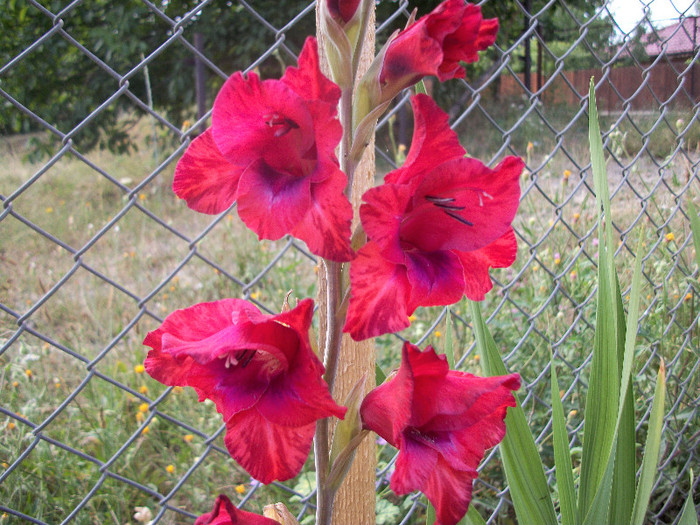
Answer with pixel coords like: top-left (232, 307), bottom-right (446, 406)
top-left (642, 16), bottom-right (699, 57)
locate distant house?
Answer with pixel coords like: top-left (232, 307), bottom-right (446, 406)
top-left (641, 16), bottom-right (699, 61)
top-left (497, 16), bottom-right (699, 111)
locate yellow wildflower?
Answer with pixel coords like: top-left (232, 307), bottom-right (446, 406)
top-left (138, 403), bottom-right (149, 413)
top-left (235, 484), bottom-right (246, 494)
top-left (665, 232), bottom-right (675, 242)
top-left (139, 385), bottom-right (148, 394)
top-left (134, 364), bottom-right (145, 374)
top-left (165, 464), bottom-right (175, 474)
top-left (184, 434), bottom-right (194, 443)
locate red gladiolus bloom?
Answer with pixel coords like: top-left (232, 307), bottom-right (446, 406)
top-left (361, 343), bottom-right (520, 525)
top-left (173, 37), bottom-right (354, 262)
top-left (195, 494), bottom-right (277, 525)
top-left (378, 0), bottom-right (497, 99)
top-left (144, 298), bottom-right (346, 484)
top-left (344, 95), bottom-right (523, 340)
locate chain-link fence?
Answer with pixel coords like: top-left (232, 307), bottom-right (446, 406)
top-left (1, 0), bottom-right (698, 523)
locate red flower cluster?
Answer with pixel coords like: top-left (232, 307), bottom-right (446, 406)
top-left (361, 343), bottom-right (520, 525)
top-left (147, 1), bottom-right (521, 519)
top-left (144, 299), bottom-right (345, 484)
top-left (173, 37), bottom-right (354, 262)
top-left (344, 95), bottom-right (523, 341)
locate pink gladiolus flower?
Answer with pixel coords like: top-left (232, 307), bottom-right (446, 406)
top-left (173, 37), bottom-right (354, 262)
top-left (361, 343), bottom-right (520, 525)
top-left (378, 0), bottom-right (497, 100)
top-left (344, 95), bottom-right (523, 340)
top-left (195, 494), bottom-right (277, 525)
top-left (143, 298), bottom-right (346, 484)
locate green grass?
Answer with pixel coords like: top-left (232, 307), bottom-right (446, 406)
top-left (1, 110), bottom-right (699, 524)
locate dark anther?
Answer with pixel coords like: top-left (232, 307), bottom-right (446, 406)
top-left (426, 195), bottom-right (471, 224)
top-left (444, 211), bottom-right (473, 226)
top-left (241, 350), bottom-right (257, 368)
top-left (425, 194), bottom-right (465, 211)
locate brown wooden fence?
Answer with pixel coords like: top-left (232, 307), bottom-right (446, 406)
top-left (498, 58), bottom-right (699, 112)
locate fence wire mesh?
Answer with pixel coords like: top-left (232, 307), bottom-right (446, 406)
top-left (0, 0), bottom-right (698, 523)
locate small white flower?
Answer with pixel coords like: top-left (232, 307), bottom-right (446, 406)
top-left (133, 506), bottom-right (153, 523)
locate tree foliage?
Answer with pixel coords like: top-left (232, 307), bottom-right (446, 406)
top-left (1, 0), bottom-right (614, 154)
top-left (0, 0), bottom-right (313, 153)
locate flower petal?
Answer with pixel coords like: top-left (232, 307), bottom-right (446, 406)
top-left (291, 163), bottom-right (354, 261)
top-left (360, 341), bottom-right (416, 444)
top-left (173, 129), bottom-right (242, 215)
top-left (390, 433), bottom-right (438, 496)
top-left (344, 242), bottom-right (412, 340)
top-left (144, 299), bottom-right (257, 357)
top-left (438, 4), bottom-right (498, 80)
top-left (224, 409), bottom-right (316, 484)
top-left (360, 182), bottom-right (413, 263)
top-left (236, 161), bottom-right (311, 240)
top-left (421, 455), bottom-right (476, 525)
top-left (212, 72), bottom-right (314, 175)
top-left (385, 95), bottom-right (465, 187)
top-left (454, 227), bottom-right (518, 301)
top-left (257, 356), bottom-right (346, 426)
top-left (400, 156), bottom-right (522, 253)
top-left (404, 249), bottom-right (465, 311)
top-left (282, 37), bottom-right (341, 109)
top-left (195, 494), bottom-right (278, 525)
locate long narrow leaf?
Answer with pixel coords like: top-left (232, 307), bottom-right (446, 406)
top-left (610, 231), bottom-right (645, 524)
top-left (588, 78), bottom-right (617, 301)
top-left (630, 359), bottom-right (666, 525)
top-left (463, 505), bottom-right (488, 525)
top-left (678, 470), bottom-right (697, 525)
top-left (578, 242), bottom-right (620, 519)
top-left (689, 201), bottom-right (700, 268)
top-left (550, 358), bottom-right (578, 525)
top-left (582, 443), bottom-right (617, 525)
top-left (578, 79), bottom-right (621, 521)
top-left (426, 500), bottom-right (476, 525)
top-left (469, 300), bottom-right (557, 525)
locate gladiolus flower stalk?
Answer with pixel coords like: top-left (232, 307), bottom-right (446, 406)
top-left (315, 1), bottom-right (377, 524)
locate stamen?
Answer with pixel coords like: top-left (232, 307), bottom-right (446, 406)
top-left (218, 353), bottom-right (240, 368)
top-left (218, 350), bottom-right (257, 369)
top-left (444, 211), bottom-right (473, 226)
top-left (425, 195), bottom-right (455, 204)
top-left (425, 194), bottom-right (465, 211)
top-left (263, 113), bottom-right (300, 137)
top-left (426, 194), bottom-right (471, 225)
top-left (241, 350), bottom-right (257, 368)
